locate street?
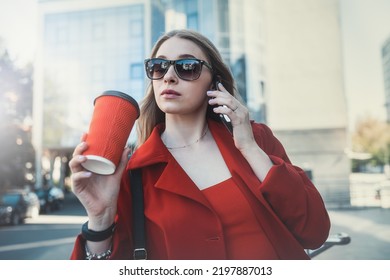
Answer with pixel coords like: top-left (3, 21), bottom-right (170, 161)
top-left (0, 193), bottom-right (86, 260)
top-left (314, 207), bottom-right (390, 259)
top-left (0, 193), bottom-right (389, 260)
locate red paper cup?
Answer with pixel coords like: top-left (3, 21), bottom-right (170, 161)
top-left (81, 90), bottom-right (140, 175)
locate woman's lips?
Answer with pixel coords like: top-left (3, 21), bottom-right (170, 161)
top-left (161, 89), bottom-right (181, 98)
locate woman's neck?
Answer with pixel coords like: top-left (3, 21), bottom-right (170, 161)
top-left (162, 115), bottom-right (208, 149)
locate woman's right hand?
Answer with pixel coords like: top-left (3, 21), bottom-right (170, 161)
top-left (69, 133), bottom-right (131, 230)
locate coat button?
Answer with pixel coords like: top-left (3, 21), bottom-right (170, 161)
top-left (206, 236), bottom-right (220, 241)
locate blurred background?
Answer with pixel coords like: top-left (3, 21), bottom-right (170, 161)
top-left (0, 0), bottom-right (389, 260)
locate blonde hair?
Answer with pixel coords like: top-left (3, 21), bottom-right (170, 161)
top-left (136, 29), bottom-right (238, 146)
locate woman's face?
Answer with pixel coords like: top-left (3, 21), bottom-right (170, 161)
top-left (152, 37), bottom-right (213, 117)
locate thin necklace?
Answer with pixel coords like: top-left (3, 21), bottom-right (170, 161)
top-left (165, 126), bottom-right (208, 150)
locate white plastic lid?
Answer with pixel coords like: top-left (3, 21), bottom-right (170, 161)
top-left (81, 155), bottom-right (116, 175)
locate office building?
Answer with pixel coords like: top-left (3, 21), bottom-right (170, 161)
top-left (33, 0), bottom-right (165, 188)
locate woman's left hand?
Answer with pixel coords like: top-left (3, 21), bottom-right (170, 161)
top-left (207, 83), bottom-right (257, 152)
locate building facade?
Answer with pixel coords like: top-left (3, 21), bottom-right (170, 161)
top-left (264, 0), bottom-right (350, 205)
top-left (382, 36), bottom-right (390, 123)
top-left (33, 0), bottom-right (165, 188)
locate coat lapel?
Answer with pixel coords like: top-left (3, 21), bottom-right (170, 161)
top-left (153, 159), bottom-right (210, 206)
top-left (128, 124), bottom-right (212, 207)
top-left (208, 120), bottom-right (258, 182)
top-left (129, 120), bottom-right (265, 208)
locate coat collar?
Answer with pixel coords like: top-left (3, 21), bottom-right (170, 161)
top-left (127, 119), bottom-right (254, 206)
top-left (128, 122), bottom-right (170, 169)
top-left (128, 118), bottom-right (248, 174)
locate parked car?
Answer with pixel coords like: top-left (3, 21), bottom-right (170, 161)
top-left (0, 190), bottom-right (40, 225)
top-left (35, 186), bottom-right (65, 213)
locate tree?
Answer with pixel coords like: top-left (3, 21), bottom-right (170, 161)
top-left (0, 41), bottom-right (35, 190)
top-left (351, 116), bottom-right (390, 169)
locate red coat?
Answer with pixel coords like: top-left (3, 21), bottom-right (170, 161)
top-left (71, 119), bottom-right (330, 260)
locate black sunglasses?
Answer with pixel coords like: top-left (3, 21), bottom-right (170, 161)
top-left (144, 58), bottom-right (213, 81)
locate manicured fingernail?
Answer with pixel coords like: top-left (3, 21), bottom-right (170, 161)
top-left (83, 172), bottom-right (92, 177)
top-left (207, 91), bottom-right (213, 95)
top-left (78, 155), bottom-right (86, 161)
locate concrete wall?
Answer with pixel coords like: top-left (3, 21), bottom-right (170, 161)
top-left (274, 128), bottom-right (350, 206)
top-left (263, 0), bottom-right (350, 206)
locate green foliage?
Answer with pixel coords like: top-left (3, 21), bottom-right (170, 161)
top-left (0, 43), bottom-right (35, 189)
top-left (352, 116), bottom-right (390, 167)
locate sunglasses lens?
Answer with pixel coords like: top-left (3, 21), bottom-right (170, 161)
top-left (175, 59), bottom-right (202, 80)
top-left (145, 58), bottom-right (206, 80)
top-left (146, 59), bottom-right (168, 79)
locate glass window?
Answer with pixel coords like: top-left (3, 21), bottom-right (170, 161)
top-left (130, 63), bottom-right (143, 79)
top-left (57, 24), bottom-right (69, 44)
top-left (217, 0), bottom-right (229, 32)
top-left (187, 13), bottom-right (198, 30)
top-left (186, 0), bottom-right (198, 12)
top-left (92, 23), bottom-right (105, 40)
top-left (129, 19), bottom-right (143, 37)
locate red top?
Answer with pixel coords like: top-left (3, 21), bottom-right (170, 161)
top-left (202, 178), bottom-right (278, 259)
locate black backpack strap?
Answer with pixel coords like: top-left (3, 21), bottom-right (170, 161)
top-left (129, 168), bottom-right (147, 260)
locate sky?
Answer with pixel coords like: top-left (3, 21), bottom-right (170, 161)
top-left (0, 0), bottom-right (37, 65)
top-left (0, 0), bottom-right (389, 131)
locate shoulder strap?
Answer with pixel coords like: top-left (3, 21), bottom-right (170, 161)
top-left (129, 168), bottom-right (147, 260)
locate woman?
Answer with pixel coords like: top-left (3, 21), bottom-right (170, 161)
top-left (70, 29), bottom-right (330, 260)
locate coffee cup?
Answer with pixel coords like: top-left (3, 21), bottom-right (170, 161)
top-left (81, 90), bottom-right (140, 175)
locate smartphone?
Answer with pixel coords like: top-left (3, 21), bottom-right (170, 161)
top-left (219, 108), bottom-right (233, 134)
top-left (214, 81), bottom-right (233, 134)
